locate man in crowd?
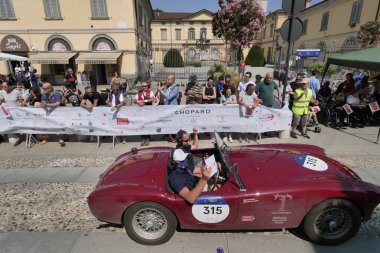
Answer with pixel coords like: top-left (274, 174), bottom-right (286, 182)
top-left (61, 82), bottom-right (82, 107)
top-left (29, 69), bottom-right (38, 88)
top-left (309, 70), bottom-right (321, 100)
top-left (185, 76), bottom-right (203, 105)
top-left (216, 75), bottom-right (225, 102)
top-left (134, 81), bottom-right (154, 146)
top-left (41, 82), bottom-right (66, 146)
top-left (237, 72), bottom-right (252, 93)
top-left (222, 74), bottom-right (234, 96)
top-left (157, 74), bottom-right (179, 105)
top-left (80, 85), bottom-right (107, 108)
top-left (289, 78), bottom-right (319, 139)
top-left (157, 74), bottom-right (180, 142)
top-left (254, 74), bottom-right (263, 86)
top-left (256, 72), bottom-right (280, 108)
top-left (0, 80), bottom-right (23, 146)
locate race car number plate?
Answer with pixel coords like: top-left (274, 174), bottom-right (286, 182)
top-left (192, 195), bottom-right (230, 223)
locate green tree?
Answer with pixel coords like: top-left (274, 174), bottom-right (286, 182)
top-left (163, 49), bottom-right (184, 68)
top-left (245, 45), bottom-right (265, 66)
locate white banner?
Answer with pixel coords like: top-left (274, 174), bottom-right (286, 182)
top-left (0, 105), bottom-right (292, 136)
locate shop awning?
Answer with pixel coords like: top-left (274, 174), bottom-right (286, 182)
top-left (0, 52), bottom-right (28, 61)
top-left (28, 52), bottom-right (77, 64)
top-left (75, 52), bottom-right (122, 64)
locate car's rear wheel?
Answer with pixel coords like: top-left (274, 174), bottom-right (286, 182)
top-left (303, 199), bottom-right (361, 245)
top-left (123, 202), bottom-right (177, 245)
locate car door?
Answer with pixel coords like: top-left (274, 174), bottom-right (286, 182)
top-left (173, 180), bottom-right (239, 230)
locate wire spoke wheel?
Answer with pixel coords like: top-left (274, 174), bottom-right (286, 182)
top-left (314, 208), bottom-right (352, 240)
top-left (132, 208), bottom-right (168, 240)
top-left (303, 199), bottom-right (361, 245)
top-left (124, 202), bottom-right (177, 245)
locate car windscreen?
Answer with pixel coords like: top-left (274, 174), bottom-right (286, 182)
top-left (214, 131), bottom-right (246, 190)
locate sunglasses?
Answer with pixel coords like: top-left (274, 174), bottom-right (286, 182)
top-left (182, 139), bottom-right (190, 142)
top-left (42, 87), bottom-right (50, 90)
top-left (142, 85), bottom-right (148, 88)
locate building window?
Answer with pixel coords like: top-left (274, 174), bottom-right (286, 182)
top-left (320, 11), bottom-right (329, 31)
top-left (263, 27), bottom-right (266, 39)
top-left (201, 21), bottom-right (206, 25)
top-left (90, 0), bottom-right (108, 19)
top-left (175, 29), bottom-right (181, 40)
top-left (0, 0), bottom-right (16, 19)
top-left (188, 28), bottom-right (195, 40)
top-left (350, 0), bottom-right (362, 25)
top-left (44, 0), bottom-right (61, 19)
top-left (92, 37), bottom-right (116, 51)
top-left (176, 21), bottom-right (180, 25)
top-left (200, 28), bottom-right (207, 40)
top-left (138, 3), bottom-right (144, 26)
top-left (302, 19), bottom-right (308, 35)
top-left (267, 47), bottom-right (273, 64)
top-left (269, 24), bottom-right (274, 37)
top-left (48, 38), bottom-right (71, 51)
top-left (161, 29), bottom-right (167, 41)
top-left (189, 21), bottom-right (194, 25)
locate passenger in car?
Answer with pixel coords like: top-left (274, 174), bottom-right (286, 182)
top-left (169, 149), bottom-right (212, 204)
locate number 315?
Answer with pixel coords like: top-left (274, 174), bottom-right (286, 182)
top-left (203, 206), bottom-right (222, 215)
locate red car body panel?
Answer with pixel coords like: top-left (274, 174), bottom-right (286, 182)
top-left (88, 144), bottom-right (380, 230)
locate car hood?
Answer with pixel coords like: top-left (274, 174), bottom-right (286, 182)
top-left (97, 147), bottom-right (171, 187)
top-left (229, 145), bottom-right (361, 185)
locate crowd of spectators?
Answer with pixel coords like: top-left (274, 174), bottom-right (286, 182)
top-left (1, 65), bottom-right (379, 147)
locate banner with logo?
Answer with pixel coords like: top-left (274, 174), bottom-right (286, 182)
top-left (0, 104), bottom-right (292, 136)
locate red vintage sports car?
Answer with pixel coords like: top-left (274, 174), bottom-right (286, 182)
top-left (88, 132), bottom-right (380, 245)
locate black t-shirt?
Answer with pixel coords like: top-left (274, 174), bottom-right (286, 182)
top-left (29, 97), bottom-right (41, 106)
top-left (83, 91), bottom-right (107, 106)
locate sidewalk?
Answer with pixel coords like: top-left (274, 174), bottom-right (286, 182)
top-left (0, 125), bottom-right (378, 159)
top-left (0, 231), bottom-right (379, 253)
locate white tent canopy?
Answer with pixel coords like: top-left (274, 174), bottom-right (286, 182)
top-left (0, 52), bottom-right (28, 61)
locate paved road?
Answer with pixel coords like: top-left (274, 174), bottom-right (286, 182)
top-left (0, 125), bottom-right (379, 253)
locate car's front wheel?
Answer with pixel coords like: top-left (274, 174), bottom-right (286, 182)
top-left (303, 199), bottom-right (361, 245)
top-left (123, 202), bottom-right (177, 245)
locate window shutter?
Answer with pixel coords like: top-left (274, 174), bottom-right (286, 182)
top-left (0, 0), bottom-right (15, 18)
top-left (45, 0), bottom-right (60, 18)
top-left (302, 19), bottom-right (308, 34)
top-left (91, 0), bottom-right (107, 18)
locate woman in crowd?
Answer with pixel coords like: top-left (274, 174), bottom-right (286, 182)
top-left (134, 81), bottom-right (155, 146)
top-left (110, 72), bottom-right (121, 86)
top-left (220, 87), bottom-right (237, 143)
top-left (202, 77), bottom-right (216, 104)
top-left (237, 83), bottom-right (262, 143)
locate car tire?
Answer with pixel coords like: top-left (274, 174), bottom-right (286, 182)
top-left (123, 202), bottom-right (177, 245)
top-left (302, 199), bottom-right (361, 245)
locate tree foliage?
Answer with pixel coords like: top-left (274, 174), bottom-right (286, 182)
top-left (212, 0), bottom-right (266, 49)
top-left (356, 21), bottom-right (380, 48)
top-left (163, 49), bottom-right (184, 68)
top-left (245, 45), bottom-right (265, 66)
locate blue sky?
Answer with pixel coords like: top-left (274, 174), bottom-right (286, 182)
top-left (151, 0), bottom-right (323, 14)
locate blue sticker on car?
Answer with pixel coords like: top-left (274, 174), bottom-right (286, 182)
top-left (294, 155), bottom-right (328, 171)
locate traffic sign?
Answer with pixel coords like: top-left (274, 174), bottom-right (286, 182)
top-left (282, 0), bottom-right (306, 16)
top-left (280, 17), bottom-right (303, 42)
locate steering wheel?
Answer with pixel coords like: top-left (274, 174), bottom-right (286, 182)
top-left (209, 166), bottom-right (221, 191)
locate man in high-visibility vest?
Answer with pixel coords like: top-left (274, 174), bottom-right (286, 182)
top-left (289, 78), bottom-right (319, 139)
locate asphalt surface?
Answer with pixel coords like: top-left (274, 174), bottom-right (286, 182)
top-left (0, 125), bottom-right (379, 253)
